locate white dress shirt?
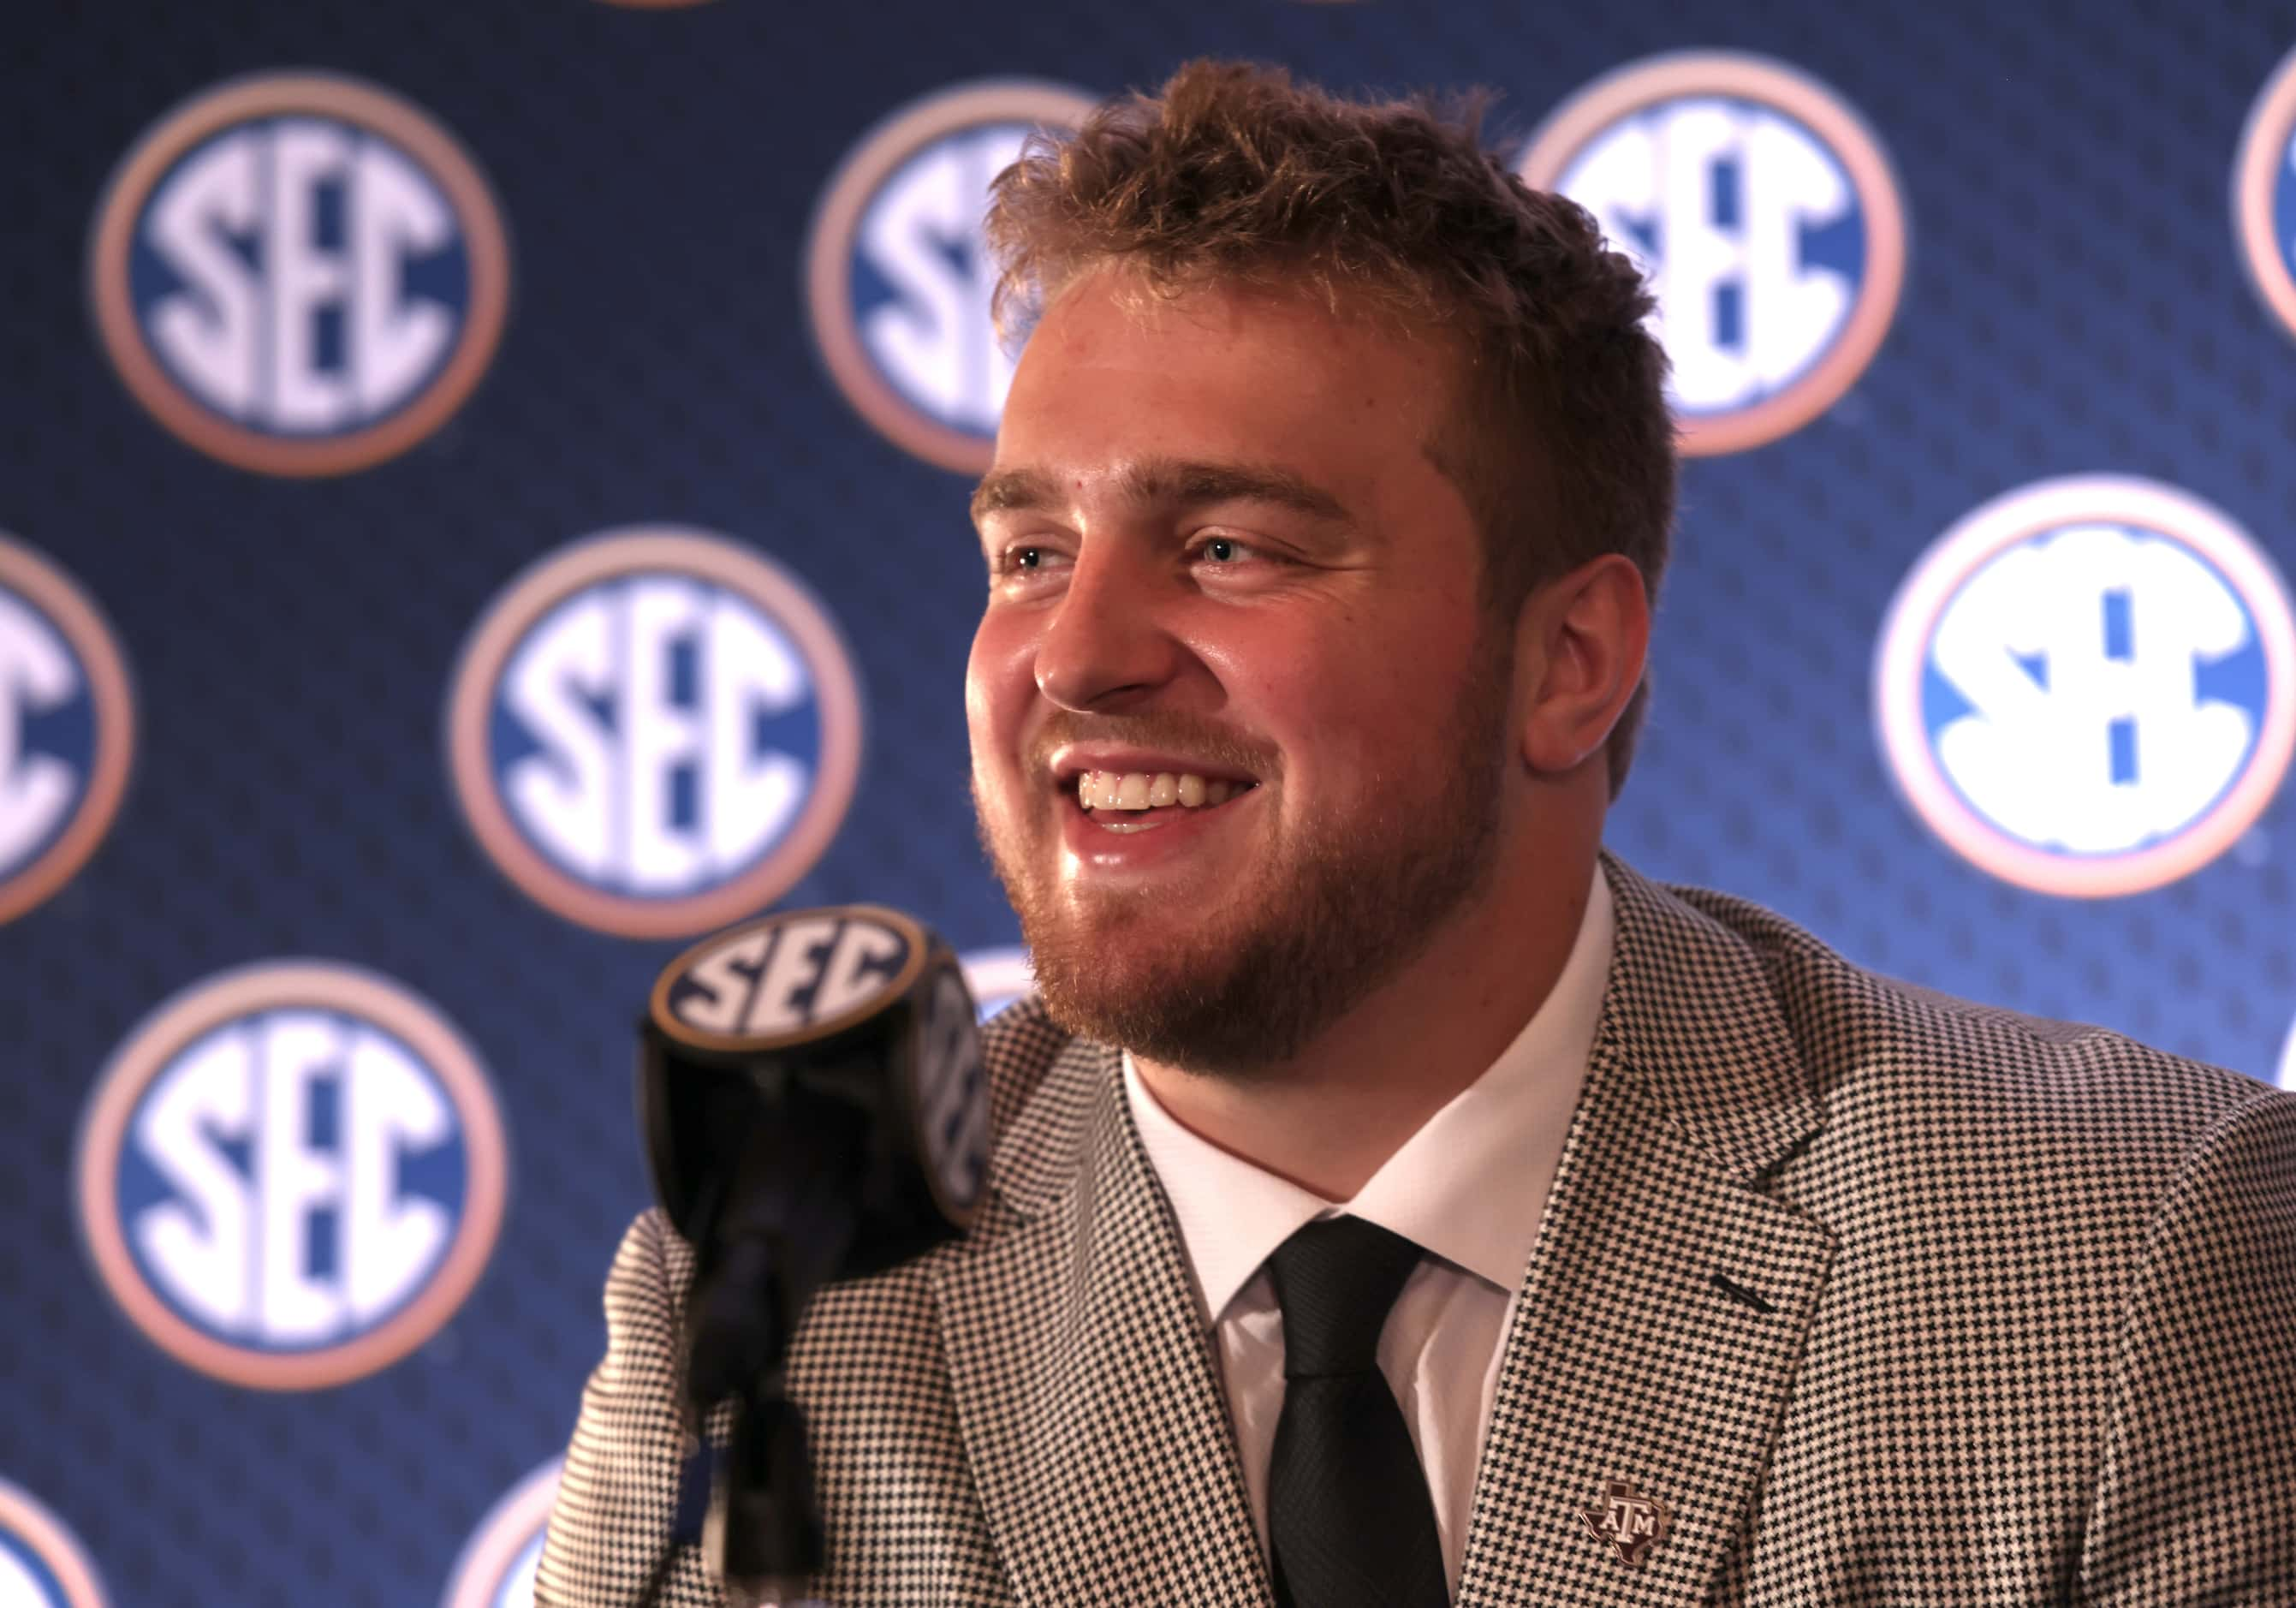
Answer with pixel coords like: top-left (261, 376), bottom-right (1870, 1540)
top-left (1121, 867), bottom-right (1615, 1594)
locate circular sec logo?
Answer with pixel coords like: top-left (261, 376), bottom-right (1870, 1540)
top-left (75, 962), bottom-right (508, 1390)
top-left (1518, 52), bottom-right (1906, 456)
top-left (652, 906), bottom-right (928, 1051)
top-left (88, 71), bottom-right (510, 476)
top-left (1875, 476), bottom-right (2296, 898)
top-left (0, 1480), bottom-right (106, 1608)
top-left (2234, 45), bottom-right (2296, 343)
top-left (448, 528), bottom-right (864, 938)
top-left (0, 537), bottom-right (134, 925)
top-left (439, 1460), bottom-right (558, 1608)
top-left (806, 80), bottom-right (1099, 473)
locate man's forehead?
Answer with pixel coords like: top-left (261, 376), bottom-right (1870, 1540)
top-left (968, 457), bottom-right (1353, 527)
top-left (1020, 263), bottom-right (1462, 385)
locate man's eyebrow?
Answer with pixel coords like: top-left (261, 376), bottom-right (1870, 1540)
top-left (968, 458), bottom-right (1352, 527)
top-left (969, 468), bottom-right (1060, 527)
top-left (1122, 459), bottom-right (1351, 523)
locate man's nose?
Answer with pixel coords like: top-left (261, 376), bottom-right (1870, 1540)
top-left (1032, 547), bottom-right (1181, 712)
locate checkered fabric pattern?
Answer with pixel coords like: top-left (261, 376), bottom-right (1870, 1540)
top-left (534, 855), bottom-right (2296, 1605)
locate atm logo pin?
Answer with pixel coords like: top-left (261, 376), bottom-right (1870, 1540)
top-left (1579, 1478), bottom-right (1670, 1568)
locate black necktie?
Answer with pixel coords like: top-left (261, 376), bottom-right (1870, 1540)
top-left (1264, 1216), bottom-right (1451, 1608)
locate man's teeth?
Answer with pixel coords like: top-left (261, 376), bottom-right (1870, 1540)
top-left (1076, 770), bottom-right (1245, 811)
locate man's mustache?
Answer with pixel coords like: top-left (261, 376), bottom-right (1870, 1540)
top-left (1024, 711), bottom-right (1284, 782)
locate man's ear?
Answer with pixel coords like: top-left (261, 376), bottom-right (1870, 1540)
top-left (1514, 553), bottom-right (1651, 778)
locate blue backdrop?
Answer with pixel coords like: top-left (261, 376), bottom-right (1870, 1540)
top-left (5, 2), bottom-right (2296, 1603)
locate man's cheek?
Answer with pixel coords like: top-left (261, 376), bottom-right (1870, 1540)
top-left (961, 628), bottom-right (1018, 742)
top-left (960, 683), bottom-right (1011, 780)
top-left (978, 761), bottom-right (1042, 836)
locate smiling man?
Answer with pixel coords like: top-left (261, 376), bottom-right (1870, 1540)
top-left (539, 63), bottom-right (2296, 1608)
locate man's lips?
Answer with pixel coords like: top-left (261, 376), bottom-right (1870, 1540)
top-left (1050, 745), bottom-right (1261, 783)
top-left (1074, 768), bottom-right (1255, 813)
top-left (1055, 772), bottom-right (1262, 865)
top-left (1048, 747), bottom-right (1264, 815)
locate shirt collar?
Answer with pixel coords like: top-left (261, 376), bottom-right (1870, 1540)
top-left (1124, 863), bottom-right (1615, 1324)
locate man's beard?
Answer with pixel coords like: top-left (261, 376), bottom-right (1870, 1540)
top-left (975, 635), bottom-right (1512, 1079)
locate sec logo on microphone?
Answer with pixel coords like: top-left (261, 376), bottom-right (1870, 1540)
top-left (1518, 52), bottom-right (1906, 456)
top-left (0, 1480), bottom-right (106, 1608)
top-left (0, 537), bottom-right (134, 926)
top-left (2235, 44), bottom-right (2296, 343)
top-left (1874, 476), bottom-right (2296, 898)
top-left (439, 1459), bottom-right (558, 1608)
top-left (806, 80), bottom-right (1098, 473)
top-left (651, 905), bottom-right (990, 1227)
top-left (448, 528), bottom-right (864, 938)
top-left (75, 962), bottom-right (508, 1390)
top-left (653, 906), bottom-right (927, 1049)
top-left (88, 71), bottom-right (510, 476)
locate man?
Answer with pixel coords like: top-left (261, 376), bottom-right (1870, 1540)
top-left (538, 62), bottom-right (2296, 1605)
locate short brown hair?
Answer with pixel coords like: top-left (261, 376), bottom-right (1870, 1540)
top-left (984, 60), bottom-right (1677, 794)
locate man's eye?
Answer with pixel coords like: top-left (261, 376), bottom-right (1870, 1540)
top-left (995, 545), bottom-right (1064, 575)
top-left (1195, 537), bottom-right (1256, 564)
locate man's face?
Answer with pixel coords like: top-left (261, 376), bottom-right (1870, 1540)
top-left (966, 268), bottom-right (1514, 1075)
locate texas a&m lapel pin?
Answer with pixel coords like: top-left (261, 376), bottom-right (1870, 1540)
top-left (1578, 1478), bottom-right (1670, 1568)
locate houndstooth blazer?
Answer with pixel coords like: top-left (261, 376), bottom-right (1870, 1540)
top-left (534, 855), bottom-right (2296, 1605)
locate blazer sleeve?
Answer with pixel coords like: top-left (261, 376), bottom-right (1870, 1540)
top-left (2078, 1086), bottom-right (2296, 1603)
top-left (534, 1207), bottom-right (727, 1608)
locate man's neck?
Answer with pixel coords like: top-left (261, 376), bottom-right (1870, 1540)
top-left (1130, 849), bottom-right (1600, 1200)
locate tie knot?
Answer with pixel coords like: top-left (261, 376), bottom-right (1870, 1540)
top-left (1265, 1216), bottom-right (1424, 1379)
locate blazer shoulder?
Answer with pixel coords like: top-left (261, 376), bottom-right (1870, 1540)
top-left (973, 992), bottom-right (1123, 1219)
top-left (1656, 872), bottom-right (2280, 1153)
top-left (534, 1207), bottom-right (712, 1607)
top-left (979, 992), bottom-right (1074, 1138)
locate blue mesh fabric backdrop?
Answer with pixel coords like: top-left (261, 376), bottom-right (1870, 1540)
top-left (4, 1), bottom-right (2296, 1603)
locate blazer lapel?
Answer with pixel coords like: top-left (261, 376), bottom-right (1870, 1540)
top-left (1458, 859), bottom-right (1838, 1605)
top-left (934, 1035), bottom-right (1272, 1607)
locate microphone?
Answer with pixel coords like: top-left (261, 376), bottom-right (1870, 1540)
top-left (633, 905), bottom-right (990, 1608)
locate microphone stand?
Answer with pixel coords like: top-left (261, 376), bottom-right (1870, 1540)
top-left (705, 1367), bottom-right (822, 1608)
top-left (629, 1352), bottom-right (821, 1608)
top-left (635, 1074), bottom-right (862, 1608)
top-left (626, 914), bottom-right (987, 1608)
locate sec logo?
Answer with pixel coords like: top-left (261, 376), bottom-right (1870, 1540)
top-left (0, 1480), bottom-right (106, 1608)
top-left (2235, 45), bottom-right (2296, 342)
top-left (439, 1459), bottom-right (558, 1608)
top-left (806, 80), bottom-right (1098, 473)
top-left (1875, 476), bottom-right (2296, 898)
top-left (88, 71), bottom-right (510, 476)
top-left (1518, 52), bottom-right (1906, 456)
top-left (447, 528), bottom-right (864, 938)
top-left (652, 906), bottom-right (927, 1050)
top-left (959, 946), bottom-right (1034, 1022)
top-left (0, 537), bottom-right (134, 925)
top-left (75, 962), bottom-right (508, 1390)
